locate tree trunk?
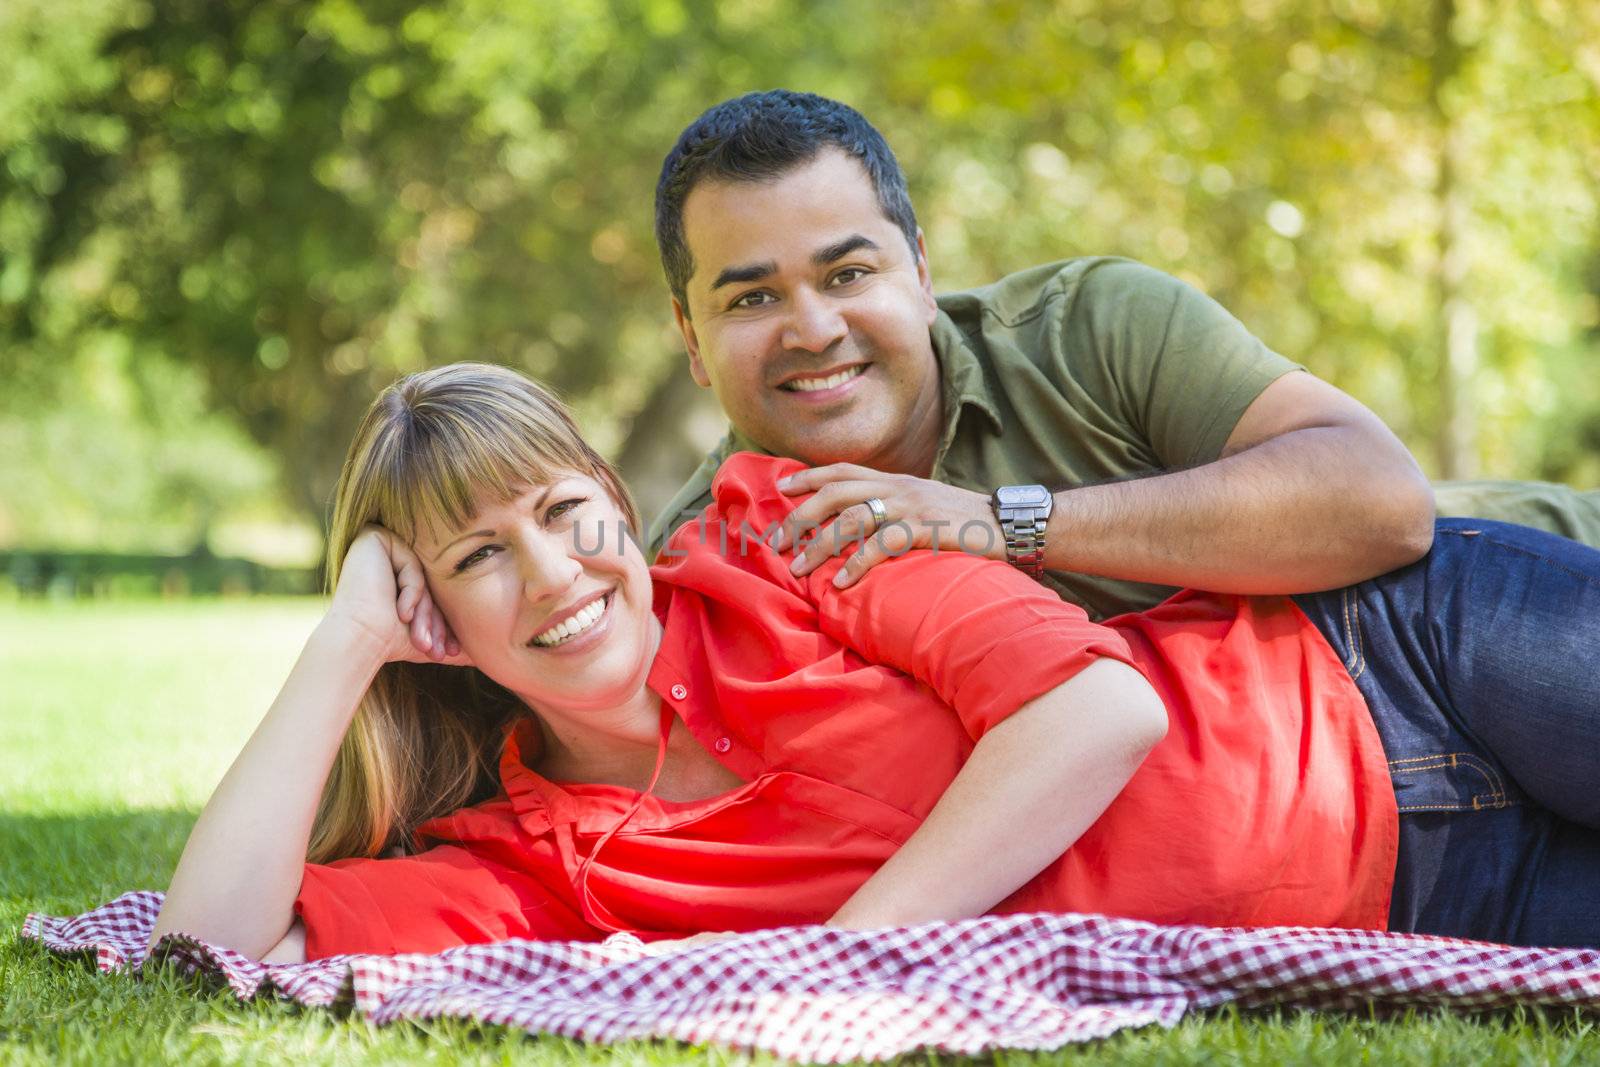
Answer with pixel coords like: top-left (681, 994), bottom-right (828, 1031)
top-left (1432, 0), bottom-right (1478, 479)
top-left (613, 364), bottom-right (727, 526)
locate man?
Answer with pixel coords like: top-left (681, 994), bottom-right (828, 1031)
top-left (646, 90), bottom-right (1600, 619)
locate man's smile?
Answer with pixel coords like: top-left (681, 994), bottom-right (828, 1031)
top-left (777, 362), bottom-right (870, 397)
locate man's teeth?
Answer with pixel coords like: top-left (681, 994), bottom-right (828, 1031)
top-left (532, 597), bottom-right (607, 647)
top-left (783, 365), bottom-right (865, 393)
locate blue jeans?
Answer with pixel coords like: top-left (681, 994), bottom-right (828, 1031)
top-left (1294, 519), bottom-right (1600, 947)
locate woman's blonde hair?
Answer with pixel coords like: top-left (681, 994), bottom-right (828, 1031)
top-left (307, 361), bottom-right (640, 863)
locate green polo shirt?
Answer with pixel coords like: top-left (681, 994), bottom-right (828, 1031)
top-left (647, 257), bottom-right (1600, 618)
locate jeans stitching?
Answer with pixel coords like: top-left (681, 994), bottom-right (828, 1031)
top-left (1389, 751), bottom-right (1512, 811)
top-left (1351, 592), bottom-right (1366, 680)
top-left (1340, 587), bottom-right (1367, 680)
top-left (1339, 588), bottom-right (1362, 675)
top-left (1442, 528), bottom-right (1600, 591)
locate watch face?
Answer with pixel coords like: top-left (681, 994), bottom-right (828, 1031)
top-left (996, 485), bottom-right (1049, 507)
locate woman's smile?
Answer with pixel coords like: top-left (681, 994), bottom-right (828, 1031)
top-left (526, 589), bottom-right (615, 652)
top-left (413, 472), bottom-right (661, 719)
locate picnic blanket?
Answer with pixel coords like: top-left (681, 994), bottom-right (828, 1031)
top-left (21, 892), bottom-right (1600, 1062)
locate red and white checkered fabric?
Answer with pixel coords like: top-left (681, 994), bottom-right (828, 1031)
top-left (21, 893), bottom-right (1600, 1061)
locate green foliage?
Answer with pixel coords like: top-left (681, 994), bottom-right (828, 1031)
top-left (0, 338), bottom-right (277, 552)
top-left (1, 0), bottom-right (1598, 555)
top-left (6, 599), bottom-right (1600, 1063)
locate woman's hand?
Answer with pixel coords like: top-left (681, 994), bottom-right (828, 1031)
top-left (326, 525), bottom-right (472, 666)
top-left (153, 524), bottom-right (465, 960)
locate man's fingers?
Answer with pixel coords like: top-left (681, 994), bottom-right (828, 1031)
top-left (775, 463), bottom-right (868, 495)
top-left (789, 503), bottom-right (881, 577)
top-left (831, 522), bottom-right (915, 588)
top-left (772, 481), bottom-right (878, 551)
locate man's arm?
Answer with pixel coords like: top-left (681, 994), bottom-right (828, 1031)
top-left (1041, 369), bottom-right (1434, 593)
top-left (775, 369), bottom-right (1434, 593)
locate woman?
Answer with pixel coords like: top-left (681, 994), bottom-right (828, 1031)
top-left (149, 363), bottom-right (1600, 963)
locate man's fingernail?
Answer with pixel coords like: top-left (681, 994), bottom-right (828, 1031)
top-left (777, 476), bottom-right (792, 490)
top-left (789, 556), bottom-right (806, 575)
top-left (832, 570), bottom-right (850, 588)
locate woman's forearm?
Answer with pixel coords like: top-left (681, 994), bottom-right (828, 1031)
top-left (147, 615), bottom-right (386, 958)
top-left (828, 658), bottom-right (1167, 929)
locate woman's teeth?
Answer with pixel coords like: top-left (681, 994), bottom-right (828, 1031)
top-left (783, 365), bottom-right (865, 392)
top-left (532, 596), bottom-right (607, 648)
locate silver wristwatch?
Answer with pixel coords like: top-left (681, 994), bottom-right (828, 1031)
top-left (990, 484), bottom-right (1054, 580)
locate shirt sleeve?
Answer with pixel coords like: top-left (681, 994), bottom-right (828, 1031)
top-left (294, 844), bottom-right (594, 959)
top-left (701, 453), bottom-right (1148, 740)
top-left (808, 549), bottom-right (1145, 739)
top-left (1062, 259), bottom-right (1304, 469)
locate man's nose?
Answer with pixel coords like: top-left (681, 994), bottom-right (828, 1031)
top-left (781, 288), bottom-right (848, 353)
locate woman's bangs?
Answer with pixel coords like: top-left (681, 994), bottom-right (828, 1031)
top-left (382, 405), bottom-right (581, 546)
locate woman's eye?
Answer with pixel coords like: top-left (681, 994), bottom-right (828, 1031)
top-left (547, 497), bottom-right (589, 522)
top-left (454, 545), bottom-right (494, 573)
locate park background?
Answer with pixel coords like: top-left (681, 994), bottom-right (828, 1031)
top-left (2, 0), bottom-right (1599, 592)
top-left (6, 3), bottom-right (1600, 1063)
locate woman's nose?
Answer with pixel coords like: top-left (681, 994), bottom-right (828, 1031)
top-left (517, 533), bottom-right (583, 603)
top-left (781, 289), bottom-right (848, 353)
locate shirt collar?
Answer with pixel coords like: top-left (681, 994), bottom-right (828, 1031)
top-left (928, 309), bottom-right (1003, 472)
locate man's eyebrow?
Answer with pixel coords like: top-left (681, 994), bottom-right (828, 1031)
top-left (813, 234), bottom-right (879, 265)
top-left (707, 236), bottom-right (882, 293)
top-left (710, 261), bottom-right (778, 291)
top-left (430, 485), bottom-right (553, 562)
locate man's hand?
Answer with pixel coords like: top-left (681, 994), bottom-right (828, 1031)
top-left (769, 465), bottom-right (1002, 588)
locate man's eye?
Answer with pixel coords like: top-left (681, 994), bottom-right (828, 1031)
top-left (830, 268), bottom-right (868, 287)
top-left (729, 290), bottom-right (773, 310)
top-left (454, 545), bottom-right (494, 573)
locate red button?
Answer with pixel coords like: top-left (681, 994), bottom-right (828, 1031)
top-left (670, 684), bottom-right (687, 700)
top-left (714, 737), bottom-right (731, 753)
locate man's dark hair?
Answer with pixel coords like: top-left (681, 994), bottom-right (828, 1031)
top-left (654, 90), bottom-right (920, 311)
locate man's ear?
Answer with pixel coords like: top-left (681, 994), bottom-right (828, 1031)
top-left (914, 229), bottom-right (937, 322)
top-left (672, 297), bottom-right (712, 388)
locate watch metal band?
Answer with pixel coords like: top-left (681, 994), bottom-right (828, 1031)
top-left (992, 484), bottom-right (1053, 581)
top-left (1001, 512), bottom-right (1048, 579)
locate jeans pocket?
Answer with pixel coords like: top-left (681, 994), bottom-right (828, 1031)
top-left (1388, 752), bottom-right (1516, 813)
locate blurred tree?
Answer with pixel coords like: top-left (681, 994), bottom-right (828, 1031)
top-left (864, 0), bottom-right (1600, 481)
top-left (2, 0), bottom-right (1597, 563)
top-left (4, 0), bottom-right (849, 544)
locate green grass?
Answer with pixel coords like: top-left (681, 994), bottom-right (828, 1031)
top-left (3, 600), bottom-right (1599, 1065)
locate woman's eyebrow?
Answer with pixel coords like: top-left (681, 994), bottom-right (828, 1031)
top-left (428, 485), bottom-right (557, 562)
top-left (432, 528), bottom-right (494, 563)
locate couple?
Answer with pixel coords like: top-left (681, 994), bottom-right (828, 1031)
top-left (151, 93), bottom-right (1600, 962)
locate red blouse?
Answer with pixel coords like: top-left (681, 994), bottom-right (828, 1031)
top-left (294, 453), bottom-right (1397, 959)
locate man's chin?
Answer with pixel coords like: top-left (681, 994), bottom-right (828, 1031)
top-left (746, 414), bottom-right (895, 469)
top-left (780, 438), bottom-right (884, 469)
